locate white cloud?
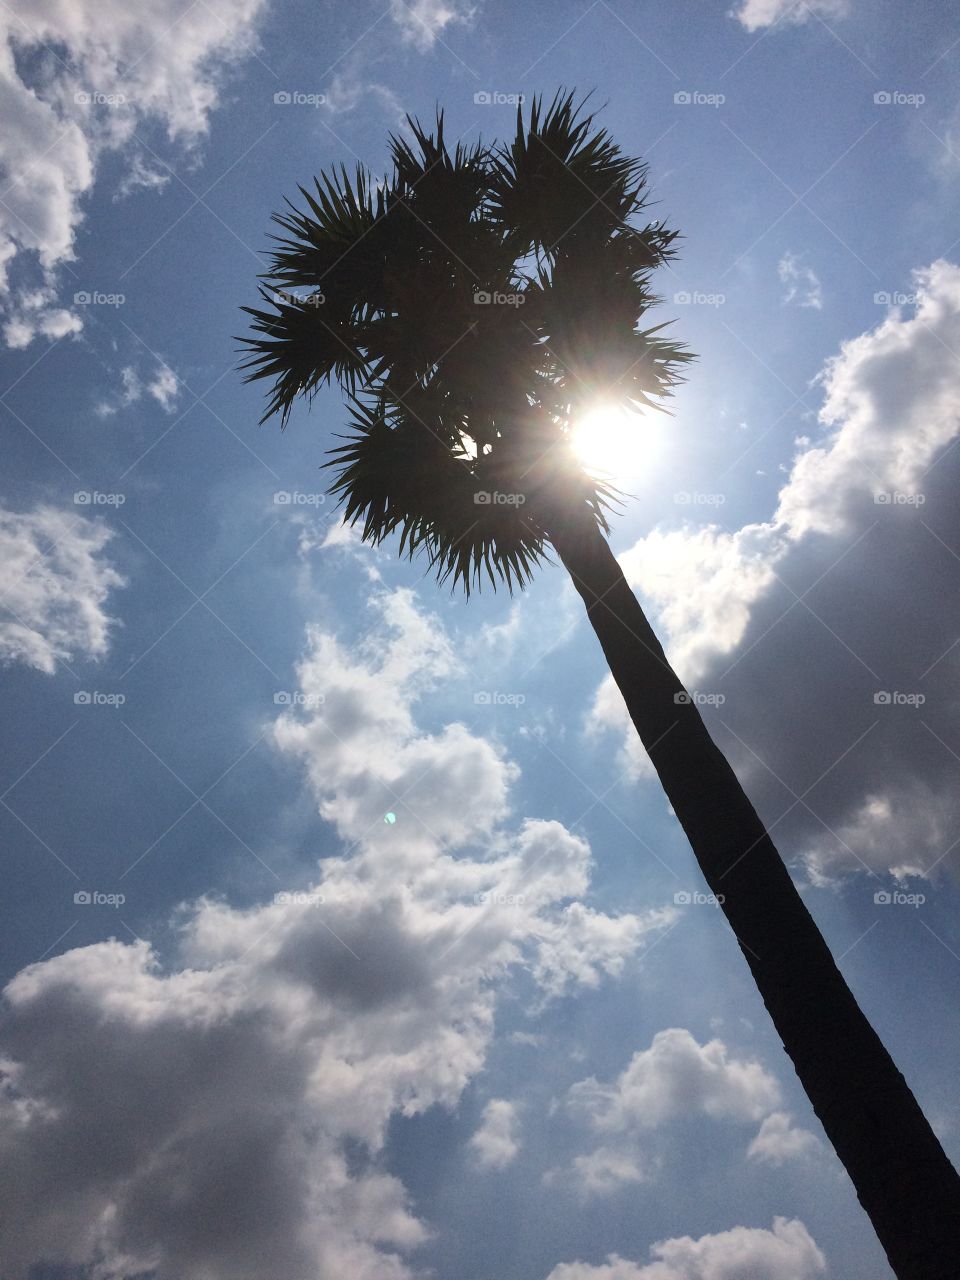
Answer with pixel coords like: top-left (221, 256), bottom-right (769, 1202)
top-left (0, 0), bottom-right (267, 346)
top-left (730, 0), bottom-right (848, 33)
top-left (0, 503), bottom-right (125, 673)
top-left (545, 1217), bottom-right (826, 1279)
top-left (389, 0), bottom-right (475, 51)
top-left (778, 251), bottom-right (823, 311)
top-left (0, 589), bottom-right (672, 1278)
top-left (748, 1112), bottom-right (821, 1165)
top-left (545, 1146), bottom-right (647, 1199)
top-left (554, 1029), bottom-right (782, 1196)
top-left (147, 362), bottom-right (180, 411)
top-left (469, 1098), bottom-right (520, 1169)
top-left (569, 1028), bottom-right (781, 1132)
top-left (594, 261), bottom-right (960, 880)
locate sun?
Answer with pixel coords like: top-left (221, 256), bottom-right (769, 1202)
top-left (570, 403), bottom-right (658, 482)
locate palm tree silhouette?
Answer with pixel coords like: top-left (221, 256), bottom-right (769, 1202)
top-left (242, 92), bottom-right (960, 1279)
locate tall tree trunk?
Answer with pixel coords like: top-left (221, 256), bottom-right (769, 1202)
top-left (542, 500), bottom-right (960, 1280)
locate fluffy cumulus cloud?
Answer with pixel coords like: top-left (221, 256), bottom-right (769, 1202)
top-left (469, 1098), bottom-right (521, 1169)
top-left (548, 1029), bottom-right (783, 1196)
top-left (596, 261), bottom-right (960, 883)
top-left (0, 502), bottom-right (125, 672)
top-left (748, 1111), bottom-right (821, 1166)
top-left (730, 0), bottom-right (848, 33)
top-left (569, 1028), bottom-right (781, 1130)
top-left (0, 0), bottom-right (267, 346)
top-left (545, 1217), bottom-right (826, 1280)
top-left (0, 589), bottom-right (673, 1279)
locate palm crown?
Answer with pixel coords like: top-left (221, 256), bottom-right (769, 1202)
top-left (241, 91), bottom-right (691, 592)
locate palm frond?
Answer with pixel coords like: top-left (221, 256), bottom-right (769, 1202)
top-left (241, 91), bottom-right (695, 591)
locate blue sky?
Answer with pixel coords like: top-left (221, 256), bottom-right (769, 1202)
top-left (2, 1), bottom-right (960, 1277)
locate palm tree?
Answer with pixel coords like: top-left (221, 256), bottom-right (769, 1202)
top-left (241, 93), bottom-right (960, 1279)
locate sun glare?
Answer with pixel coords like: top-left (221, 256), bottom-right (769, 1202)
top-left (570, 404), bottom-right (658, 482)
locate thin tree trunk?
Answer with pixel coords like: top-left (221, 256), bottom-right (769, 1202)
top-left (543, 500), bottom-right (960, 1280)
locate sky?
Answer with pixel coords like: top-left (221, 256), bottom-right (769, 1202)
top-left (1, 1), bottom-right (960, 1277)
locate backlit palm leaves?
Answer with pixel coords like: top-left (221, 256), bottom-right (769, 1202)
top-left (241, 91), bottom-right (691, 592)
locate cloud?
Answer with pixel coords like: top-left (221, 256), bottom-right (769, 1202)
top-left (389, 0), bottom-right (475, 51)
top-left (544, 1217), bottom-right (826, 1279)
top-left (553, 1029), bottom-right (782, 1195)
top-left (0, 503), bottom-right (126, 673)
top-left (469, 1098), bottom-right (521, 1169)
top-left (545, 1146), bottom-right (647, 1198)
top-left (146, 362), bottom-right (180, 411)
top-left (96, 360), bottom-right (181, 416)
top-left (569, 1028), bottom-right (781, 1132)
top-left (748, 1112), bottom-right (821, 1165)
top-left (778, 251), bottom-right (823, 310)
top-left (0, 589), bottom-right (672, 1279)
top-left (730, 0), bottom-right (848, 33)
top-left (0, 0), bottom-right (267, 346)
top-left (596, 260), bottom-right (960, 881)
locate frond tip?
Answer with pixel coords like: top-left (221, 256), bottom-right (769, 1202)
top-left (240, 90), bottom-right (694, 592)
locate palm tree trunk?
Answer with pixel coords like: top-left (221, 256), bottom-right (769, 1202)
top-left (543, 500), bottom-right (960, 1280)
